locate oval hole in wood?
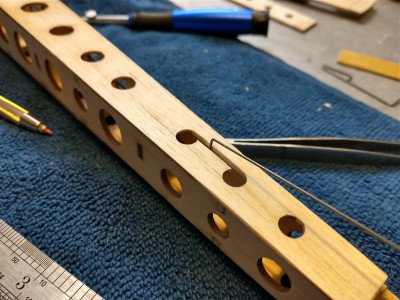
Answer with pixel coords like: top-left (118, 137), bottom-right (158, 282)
top-left (0, 21), bottom-right (9, 43)
top-left (111, 77), bottom-right (135, 90)
top-left (176, 130), bottom-right (198, 145)
top-left (257, 257), bottom-right (291, 292)
top-left (81, 51), bottom-right (105, 62)
top-left (73, 88), bottom-right (88, 111)
top-left (99, 109), bottom-right (122, 145)
top-left (45, 60), bottom-right (63, 91)
top-left (21, 3), bottom-right (48, 12)
top-left (14, 32), bottom-right (32, 63)
top-left (278, 215), bottom-right (305, 238)
top-left (50, 26), bottom-right (74, 36)
top-left (208, 213), bottom-right (229, 239)
top-left (222, 169), bottom-right (246, 187)
top-left (161, 169), bottom-right (182, 198)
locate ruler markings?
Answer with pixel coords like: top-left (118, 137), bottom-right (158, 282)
top-left (87, 289), bottom-right (98, 299)
top-left (54, 271), bottom-right (70, 288)
top-left (48, 267), bottom-right (61, 283)
top-left (44, 263), bottom-right (60, 280)
top-left (25, 256), bottom-right (34, 265)
top-left (71, 282), bottom-right (83, 299)
top-left (15, 235), bottom-right (24, 246)
top-left (54, 270), bottom-right (67, 285)
top-left (9, 231), bottom-right (18, 243)
top-left (3, 227), bottom-right (13, 237)
top-left (62, 277), bottom-right (77, 293)
top-left (72, 284), bottom-right (89, 300)
top-left (0, 283), bottom-right (18, 300)
top-left (0, 220), bottom-right (104, 300)
top-left (31, 261), bottom-right (39, 270)
top-left (58, 273), bottom-right (72, 289)
top-left (69, 282), bottom-right (85, 298)
top-left (21, 241), bottom-right (53, 268)
top-left (93, 294), bottom-right (103, 300)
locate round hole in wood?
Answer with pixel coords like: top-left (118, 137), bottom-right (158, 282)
top-left (278, 215), bottom-right (305, 238)
top-left (0, 21), bottom-right (9, 43)
top-left (99, 109), bottom-right (122, 145)
top-left (14, 32), bottom-right (32, 63)
top-left (176, 130), bottom-right (198, 145)
top-left (21, 3), bottom-right (48, 12)
top-left (73, 88), bottom-right (88, 111)
top-left (208, 213), bottom-right (229, 239)
top-left (161, 169), bottom-right (182, 198)
top-left (49, 26), bottom-right (74, 36)
top-left (222, 169), bottom-right (246, 187)
top-left (257, 257), bottom-right (291, 292)
top-left (285, 13), bottom-right (293, 19)
top-left (81, 51), bottom-right (105, 62)
top-left (111, 77), bottom-right (136, 90)
top-left (45, 60), bottom-right (63, 91)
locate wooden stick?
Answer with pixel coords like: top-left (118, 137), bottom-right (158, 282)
top-left (0, 1), bottom-right (395, 299)
top-left (230, 0), bottom-right (317, 32)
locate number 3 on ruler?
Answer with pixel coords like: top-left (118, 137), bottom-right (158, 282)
top-left (16, 276), bottom-right (30, 290)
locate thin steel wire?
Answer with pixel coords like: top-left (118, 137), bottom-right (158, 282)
top-left (210, 138), bottom-right (399, 252)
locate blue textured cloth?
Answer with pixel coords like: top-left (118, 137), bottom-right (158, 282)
top-left (0, 0), bottom-right (399, 299)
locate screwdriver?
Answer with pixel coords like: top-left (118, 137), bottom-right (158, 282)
top-left (83, 8), bottom-right (269, 36)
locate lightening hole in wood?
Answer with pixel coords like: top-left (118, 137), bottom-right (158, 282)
top-left (0, 21), bottom-right (9, 43)
top-left (176, 130), bottom-right (198, 144)
top-left (81, 51), bottom-right (105, 62)
top-left (14, 32), bottom-right (32, 63)
top-left (278, 215), bottom-right (305, 238)
top-left (223, 169), bottom-right (246, 187)
top-left (45, 60), bottom-right (63, 91)
top-left (111, 77), bottom-right (136, 90)
top-left (34, 54), bottom-right (41, 69)
top-left (285, 13), bottom-right (293, 19)
top-left (73, 88), bottom-right (88, 111)
top-left (21, 3), bottom-right (48, 12)
top-left (50, 26), bottom-right (74, 36)
top-left (208, 213), bottom-right (229, 239)
top-left (99, 109), bottom-right (122, 145)
top-left (137, 143), bottom-right (143, 159)
top-left (257, 257), bottom-right (291, 292)
top-left (161, 169), bottom-right (182, 198)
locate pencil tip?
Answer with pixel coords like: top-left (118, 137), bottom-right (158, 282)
top-left (43, 127), bottom-right (53, 135)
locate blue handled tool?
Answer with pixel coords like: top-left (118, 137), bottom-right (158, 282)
top-left (83, 8), bottom-right (269, 36)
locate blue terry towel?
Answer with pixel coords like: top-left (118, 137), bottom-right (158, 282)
top-left (0, 0), bottom-right (398, 299)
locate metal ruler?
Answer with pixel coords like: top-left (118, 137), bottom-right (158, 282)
top-left (0, 219), bottom-right (104, 300)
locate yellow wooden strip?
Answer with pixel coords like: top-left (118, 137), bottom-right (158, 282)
top-left (338, 50), bottom-right (400, 81)
top-left (231, 0), bottom-right (317, 32)
top-left (374, 285), bottom-right (399, 300)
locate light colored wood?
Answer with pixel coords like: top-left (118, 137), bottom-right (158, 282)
top-left (230, 0), bottom-right (317, 32)
top-left (338, 49), bottom-right (400, 81)
top-left (311, 0), bottom-right (377, 15)
top-left (375, 285), bottom-right (399, 300)
top-left (0, 1), bottom-right (395, 299)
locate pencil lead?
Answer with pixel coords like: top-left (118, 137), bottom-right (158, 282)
top-left (43, 127), bottom-right (53, 135)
